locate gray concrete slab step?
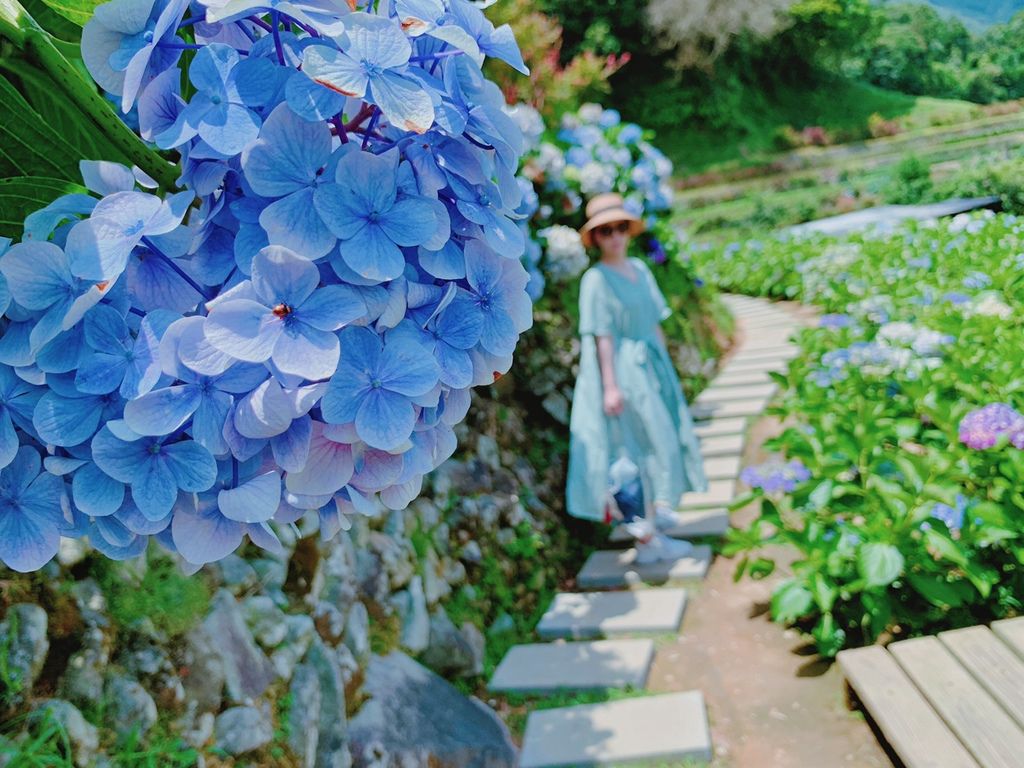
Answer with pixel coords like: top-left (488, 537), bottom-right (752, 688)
top-left (608, 508), bottom-right (729, 543)
top-left (700, 433), bottom-right (745, 458)
top-left (537, 589), bottom-right (689, 640)
top-left (489, 639), bottom-right (655, 693)
top-left (520, 690), bottom-right (712, 767)
top-left (576, 545), bottom-right (713, 589)
top-left (679, 480), bottom-right (735, 509)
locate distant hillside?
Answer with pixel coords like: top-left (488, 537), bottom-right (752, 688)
top-left (906, 0), bottom-right (1024, 28)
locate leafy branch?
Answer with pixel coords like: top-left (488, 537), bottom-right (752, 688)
top-left (0, 0), bottom-right (178, 192)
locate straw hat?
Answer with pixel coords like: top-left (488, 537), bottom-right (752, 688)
top-left (579, 193), bottom-right (644, 248)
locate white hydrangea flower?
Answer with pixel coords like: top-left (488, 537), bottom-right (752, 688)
top-left (579, 162), bottom-right (615, 195)
top-left (967, 292), bottom-right (1013, 320)
top-left (535, 142), bottom-right (565, 178)
top-left (578, 103), bottom-right (603, 124)
top-left (540, 225), bottom-right (588, 281)
top-left (503, 103), bottom-right (544, 148)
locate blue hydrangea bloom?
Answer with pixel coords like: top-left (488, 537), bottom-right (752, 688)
top-left (0, 0), bottom-right (535, 571)
top-left (0, 447), bottom-right (66, 573)
top-left (91, 426), bottom-right (218, 519)
top-left (321, 326), bottom-right (440, 450)
top-left (205, 246), bottom-right (365, 380)
top-left (315, 150), bottom-right (449, 282)
top-left (302, 13), bottom-right (434, 133)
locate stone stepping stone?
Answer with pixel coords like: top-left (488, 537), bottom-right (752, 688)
top-left (697, 382), bottom-right (776, 404)
top-left (576, 545), bottom-right (713, 589)
top-left (711, 371), bottom-right (774, 389)
top-left (679, 480), bottom-right (735, 509)
top-left (608, 508), bottom-right (729, 543)
top-left (537, 589), bottom-right (689, 640)
top-left (730, 345), bottom-right (799, 361)
top-left (519, 690), bottom-right (712, 768)
top-left (700, 432), bottom-right (745, 458)
top-left (489, 639), bottom-right (655, 693)
top-left (694, 417), bottom-right (748, 438)
top-left (692, 398), bottom-right (768, 421)
top-left (718, 359), bottom-right (786, 376)
top-left (703, 454), bottom-right (742, 481)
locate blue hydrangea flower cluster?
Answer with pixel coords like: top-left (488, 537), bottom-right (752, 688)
top-left (524, 102), bottom-right (674, 224)
top-left (739, 458), bottom-right (811, 495)
top-left (926, 494), bottom-right (968, 533)
top-left (0, 0), bottom-right (534, 572)
top-left (959, 403), bottom-right (1024, 450)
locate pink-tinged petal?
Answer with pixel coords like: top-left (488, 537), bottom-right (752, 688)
top-left (301, 45), bottom-right (368, 99)
top-left (284, 423), bottom-right (353, 496)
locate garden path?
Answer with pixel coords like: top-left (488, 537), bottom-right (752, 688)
top-left (486, 294), bottom-right (882, 766)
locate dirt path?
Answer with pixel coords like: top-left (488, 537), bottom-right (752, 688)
top-left (647, 304), bottom-right (893, 768)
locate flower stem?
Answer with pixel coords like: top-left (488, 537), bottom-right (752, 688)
top-left (270, 10), bottom-right (285, 65)
top-left (142, 237), bottom-right (214, 301)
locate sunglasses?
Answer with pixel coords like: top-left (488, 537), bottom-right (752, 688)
top-left (594, 221), bottom-right (631, 238)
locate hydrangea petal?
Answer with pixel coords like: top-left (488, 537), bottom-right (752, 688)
top-left (72, 462), bottom-right (125, 517)
top-left (356, 388), bottom-right (415, 450)
top-left (218, 471), bottom-right (280, 523)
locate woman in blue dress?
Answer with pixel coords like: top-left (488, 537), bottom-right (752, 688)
top-left (566, 193), bottom-right (708, 562)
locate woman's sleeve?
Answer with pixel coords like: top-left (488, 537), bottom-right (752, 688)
top-left (579, 270), bottom-right (613, 336)
top-left (638, 259), bottom-right (672, 322)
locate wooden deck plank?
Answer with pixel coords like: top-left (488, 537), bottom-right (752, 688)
top-left (891, 636), bottom-right (1024, 768)
top-left (939, 626), bottom-right (1024, 731)
top-left (990, 617), bottom-right (1024, 660)
top-left (838, 645), bottom-right (979, 768)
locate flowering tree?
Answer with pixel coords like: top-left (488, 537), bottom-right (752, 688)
top-left (0, 0), bottom-right (533, 572)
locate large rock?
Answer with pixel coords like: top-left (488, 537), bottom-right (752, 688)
top-left (181, 626), bottom-right (227, 712)
top-left (288, 662), bottom-right (322, 768)
top-left (391, 577), bottom-right (429, 653)
top-left (30, 700), bottom-right (99, 768)
top-left (242, 595), bottom-right (290, 649)
top-left (215, 705), bottom-right (273, 756)
top-left (348, 653), bottom-right (516, 768)
top-left (61, 627), bottom-right (108, 706)
top-left (304, 638), bottom-right (351, 768)
top-left (201, 590), bottom-right (276, 704)
top-left (270, 613), bottom-right (316, 680)
top-left (0, 605), bottom-right (49, 705)
top-left (105, 674), bottom-right (157, 737)
top-left (419, 610), bottom-right (477, 678)
top-left (343, 602), bottom-right (370, 666)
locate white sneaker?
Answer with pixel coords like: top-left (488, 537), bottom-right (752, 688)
top-left (634, 532), bottom-right (694, 564)
top-left (623, 516), bottom-right (655, 542)
top-left (653, 503), bottom-right (688, 532)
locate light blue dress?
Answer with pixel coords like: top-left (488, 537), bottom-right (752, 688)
top-left (567, 258), bottom-right (708, 522)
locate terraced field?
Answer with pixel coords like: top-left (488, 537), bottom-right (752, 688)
top-left (676, 109), bottom-right (1024, 240)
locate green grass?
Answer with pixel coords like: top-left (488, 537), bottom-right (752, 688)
top-left (91, 548), bottom-right (211, 638)
top-left (650, 80), bottom-right (978, 174)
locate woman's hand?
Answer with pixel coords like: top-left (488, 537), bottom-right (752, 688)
top-left (603, 385), bottom-right (625, 416)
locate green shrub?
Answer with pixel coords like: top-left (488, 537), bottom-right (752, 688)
top-left (884, 154), bottom-right (933, 204)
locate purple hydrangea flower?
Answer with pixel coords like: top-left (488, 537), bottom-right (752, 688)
top-left (959, 403), bottom-right (1024, 450)
top-left (740, 458), bottom-right (811, 494)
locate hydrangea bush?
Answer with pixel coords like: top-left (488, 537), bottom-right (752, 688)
top-left (0, 0), bottom-right (535, 573)
top-left (707, 213), bottom-right (1024, 655)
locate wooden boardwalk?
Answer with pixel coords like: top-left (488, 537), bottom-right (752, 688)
top-left (838, 618), bottom-right (1024, 768)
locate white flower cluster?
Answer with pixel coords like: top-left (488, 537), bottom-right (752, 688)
top-left (540, 225), bottom-right (589, 282)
